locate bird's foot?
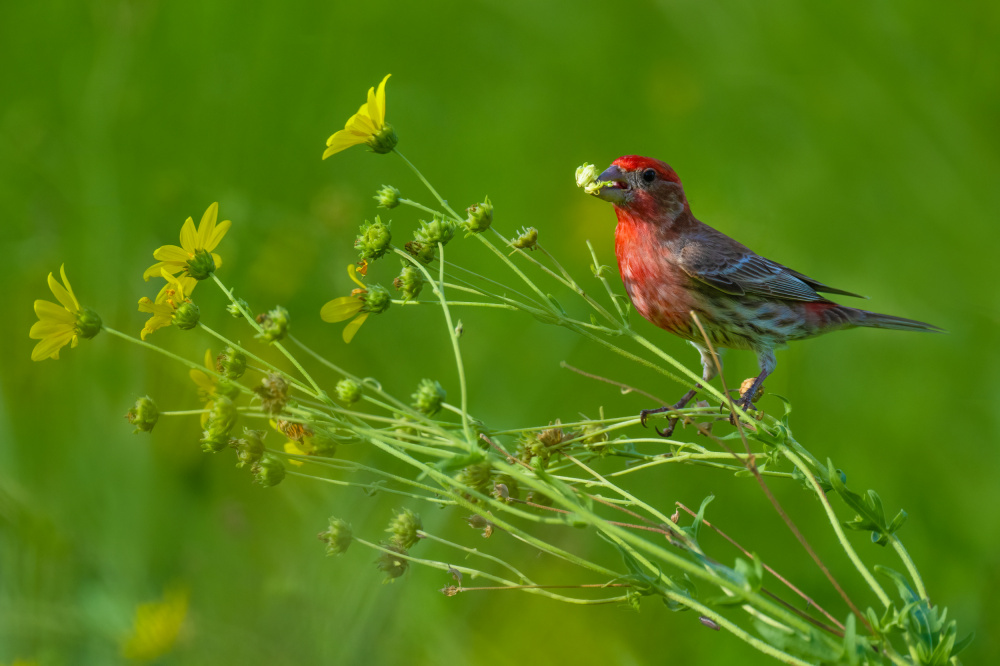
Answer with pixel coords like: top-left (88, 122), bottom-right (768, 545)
top-left (640, 390), bottom-right (698, 438)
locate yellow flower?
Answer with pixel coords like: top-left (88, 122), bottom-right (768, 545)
top-left (143, 202), bottom-right (230, 281)
top-left (120, 586), bottom-right (189, 662)
top-left (320, 264), bottom-right (392, 343)
top-left (29, 264), bottom-right (101, 361)
top-left (322, 74), bottom-right (397, 159)
top-left (283, 440), bottom-right (307, 466)
top-left (138, 270), bottom-right (199, 340)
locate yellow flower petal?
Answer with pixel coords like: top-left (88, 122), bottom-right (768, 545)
top-left (205, 219), bottom-right (230, 251)
top-left (31, 329), bottom-right (76, 361)
top-left (34, 299), bottom-right (77, 323)
top-left (47, 271), bottom-right (79, 313)
top-left (284, 441), bottom-right (306, 466)
top-left (143, 261), bottom-right (168, 281)
top-left (342, 312), bottom-right (369, 343)
top-left (373, 74), bottom-right (390, 128)
top-left (179, 216), bottom-right (198, 251)
top-left (29, 319), bottom-right (72, 338)
top-left (203, 348), bottom-right (214, 371)
top-left (58, 264), bottom-right (81, 311)
top-left (196, 203), bottom-right (219, 248)
top-left (346, 110), bottom-right (378, 136)
top-left (347, 263), bottom-right (366, 289)
top-left (152, 244), bottom-right (191, 263)
top-left (211, 252), bottom-right (223, 271)
top-left (320, 297), bottom-right (364, 322)
top-left (323, 131), bottom-right (365, 159)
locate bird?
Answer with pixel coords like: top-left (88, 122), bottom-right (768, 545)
top-left (591, 155), bottom-right (941, 437)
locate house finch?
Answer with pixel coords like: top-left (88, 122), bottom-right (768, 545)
top-left (592, 155), bottom-right (941, 436)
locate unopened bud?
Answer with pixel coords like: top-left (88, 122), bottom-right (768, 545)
top-left (414, 216), bottom-right (457, 247)
top-left (318, 517), bottom-right (353, 556)
top-left (393, 263), bottom-right (424, 302)
top-left (232, 428), bottom-right (266, 468)
top-left (255, 306), bottom-right (289, 343)
top-left (173, 302), bottom-right (200, 330)
top-left (387, 508), bottom-right (422, 550)
top-left (216, 345), bottom-right (247, 380)
top-left (376, 543), bottom-right (408, 580)
top-left (335, 378), bottom-right (362, 404)
top-left (254, 373), bottom-right (290, 415)
top-left (374, 185), bottom-right (400, 209)
top-left (252, 453), bottom-right (286, 487)
top-left (463, 197), bottom-right (493, 234)
top-left (412, 378), bottom-right (445, 416)
top-left (126, 396), bottom-right (159, 433)
top-left (355, 216), bottom-right (392, 261)
top-left (404, 241), bottom-right (435, 264)
top-left (511, 227), bottom-right (538, 250)
top-left (227, 297), bottom-right (250, 318)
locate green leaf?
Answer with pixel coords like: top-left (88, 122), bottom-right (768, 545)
top-left (682, 494), bottom-right (714, 542)
top-left (841, 613), bottom-right (859, 666)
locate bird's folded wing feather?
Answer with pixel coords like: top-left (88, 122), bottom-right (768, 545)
top-left (678, 241), bottom-right (861, 301)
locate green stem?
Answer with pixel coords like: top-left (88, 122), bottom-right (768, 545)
top-left (394, 150), bottom-right (463, 221)
top-left (210, 274), bottom-right (326, 401)
top-left (781, 447), bottom-right (892, 608)
top-left (889, 535), bottom-right (929, 601)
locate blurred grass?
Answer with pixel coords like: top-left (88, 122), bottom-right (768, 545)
top-left (2, 0), bottom-right (998, 663)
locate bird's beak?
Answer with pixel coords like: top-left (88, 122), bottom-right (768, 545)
top-left (593, 164), bottom-right (630, 204)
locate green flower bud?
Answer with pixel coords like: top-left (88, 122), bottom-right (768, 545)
top-left (361, 283), bottom-right (391, 314)
top-left (318, 517), bottom-right (353, 556)
top-left (512, 227), bottom-right (538, 251)
top-left (232, 428), bottom-right (265, 468)
top-left (252, 453), bottom-right (286, 487)
top-left (386, 508), bottom-right (422, 550)
top-left (170, 301), bottom-right (199, 331)
top-left (255, 306), bottom-right (289, 343)
top-left (367, 123), bottom-right (397, 154)
top-left (411, 379), bottom-right (445, 416)
top-left (206, 394), bottom-right (238, 434)
top-left (126, 396), bottom-right (158, 433)
top-left (216, 346), bottom-right (247, 380)
top-left (200, 431), bottom-right (230, 453)
top-left (201, 395), bottom-right (237, 452)
top-left (374, 185), bottom-right (400, 209)
top-left (463, 197), bottom-right (493, 234)
top-left (456, 462), bottom-right (492, 497)
top-left (580, 423), bottom-right (610, 453)
top-left (186, 248), bottom-right (217, 280)
top-left (414, 216), bottom-right (457, 246)
top-left (254, 374), bottom-right (289, 415)
top-left (392, 263), bottom-right (424, 302)
top-left (355, 216), bottom-right (392, 261)
top-left (227, 297), bottom-right (250, 318)
top-left (404, 241), bottom-right (435, 264)
top-left (76, 307), bottom-right (103, 339)
top-left (376, 543), bottom-right (408, 580)
top-left (335, 378), bottom-right (362, 404)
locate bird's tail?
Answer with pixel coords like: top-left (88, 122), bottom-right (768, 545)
top-left (851, 309), bottom-right (944, 333)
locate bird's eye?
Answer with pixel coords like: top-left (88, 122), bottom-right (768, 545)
top-left (641, 168), bottom-right (657, 183)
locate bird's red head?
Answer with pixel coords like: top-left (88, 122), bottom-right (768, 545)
top-left (592, 156), bottom-right (688, 220)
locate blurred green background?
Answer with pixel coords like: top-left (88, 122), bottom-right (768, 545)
top-left (2, 1), bottom-right (998, 663)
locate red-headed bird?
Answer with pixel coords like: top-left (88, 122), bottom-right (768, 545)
top-left (592, 155), bottom-right (941, 436)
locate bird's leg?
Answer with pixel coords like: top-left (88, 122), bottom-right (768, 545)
top-left (734, 349), bottom-right (775, 413)
top-left (641, 344), bottom-right (719, 437)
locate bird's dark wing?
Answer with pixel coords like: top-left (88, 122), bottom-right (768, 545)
top-left (779, 266), bottom-right (866, 299)
top-left (678, 244), bottom-right (823, 301)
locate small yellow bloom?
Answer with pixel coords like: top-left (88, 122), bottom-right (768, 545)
top-left (138, 270), bottom-right (198, 340)
top-left (120, 586), bottom-right (189, 661)
top-left (143, 202), bottom-right (230, 281)
top-left (320, 264), bottom-right (373, 343)
top-left (322, 74), bottom-right (397, 159)
top-left (283, 440), bottom-right (307, 466)
top-left (29, 264), bottom-right (101, 361)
